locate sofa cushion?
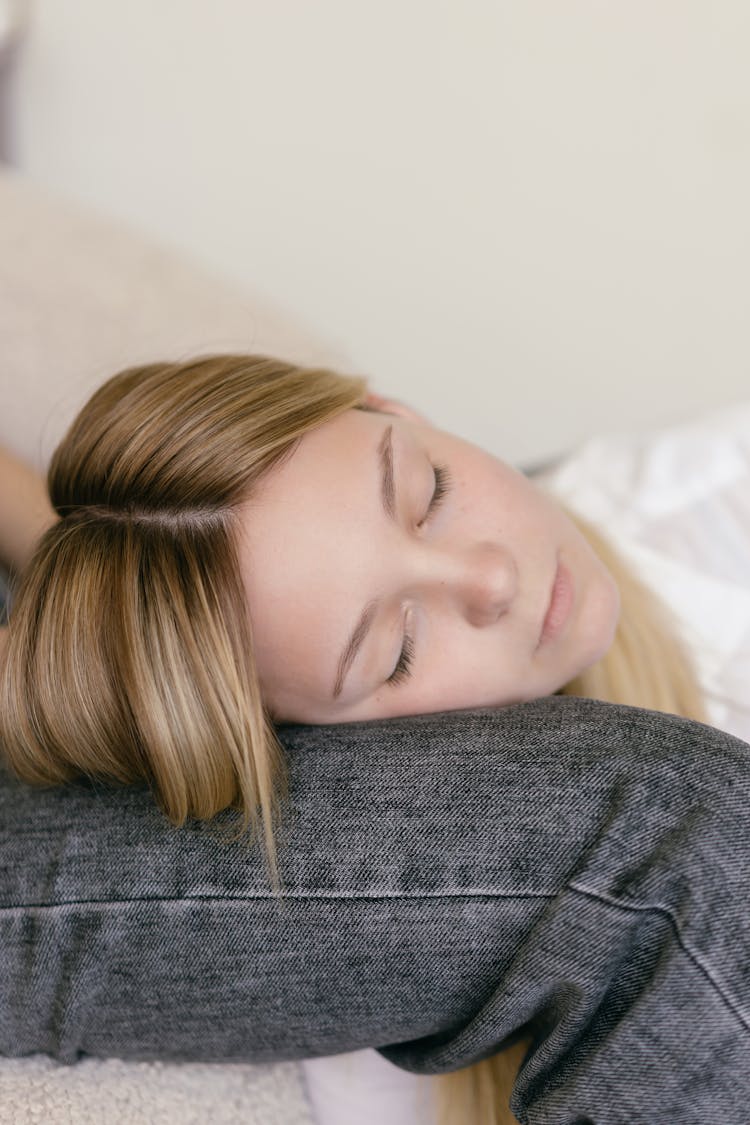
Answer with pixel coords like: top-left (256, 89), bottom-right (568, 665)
top-left (0, 163), bottom-right (349, 470)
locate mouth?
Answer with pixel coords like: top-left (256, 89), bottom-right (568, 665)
top-left (538, 556), bottom-right (574, 647)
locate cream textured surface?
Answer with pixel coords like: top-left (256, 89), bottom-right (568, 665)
top-left (0, 1054), bottom-right (314, 1124)
top-left (0, 163), bottom-right (349, 469)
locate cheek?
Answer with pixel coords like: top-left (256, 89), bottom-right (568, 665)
top-left (473, 463), bottom-right (556, 530)
top-left (578, 565), bottom-right (622, 664)
top-left (366, 633), bottom-right (524, 719)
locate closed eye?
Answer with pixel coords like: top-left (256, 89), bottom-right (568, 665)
top-left (417, 463), bottom-right (452, 528)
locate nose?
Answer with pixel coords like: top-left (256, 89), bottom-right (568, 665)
top-left (426, 539), bottom-right (519, 627)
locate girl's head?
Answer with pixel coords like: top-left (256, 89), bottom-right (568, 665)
top-left (0, 354), bottom-right (620, 872)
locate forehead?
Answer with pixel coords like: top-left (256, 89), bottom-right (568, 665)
top-left (235, 407), bottom-right (388, 715)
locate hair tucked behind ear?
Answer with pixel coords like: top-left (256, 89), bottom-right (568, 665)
top-left (0, 355), bottom-right (366, 886)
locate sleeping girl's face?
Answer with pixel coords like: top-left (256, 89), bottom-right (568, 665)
top-left (236, 401), bottom-right (620, 724)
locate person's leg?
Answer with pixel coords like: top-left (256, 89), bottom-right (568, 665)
top-left (2, 696), bottom-right (749, 1124)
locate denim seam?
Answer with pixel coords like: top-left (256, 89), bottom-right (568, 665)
top-left (0, 889), bottom-right (559, 913)
top-left (569, 879), bottom-right (750, 1033)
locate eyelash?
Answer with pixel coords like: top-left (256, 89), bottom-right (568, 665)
top-left (387, 462), bottom-right (453, 688)
top-left (417, 463), bottom-right (452, 529)
top-left (387, 631), bottom-right (415, 686)
top-left (422, 461), bottom-right (452, 522)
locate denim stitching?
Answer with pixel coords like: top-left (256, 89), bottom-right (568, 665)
top-left (0, 889), bottom-right (559, 912)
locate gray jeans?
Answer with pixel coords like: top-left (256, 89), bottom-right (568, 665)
top-left (2, 696), bottom-right (750, 1124)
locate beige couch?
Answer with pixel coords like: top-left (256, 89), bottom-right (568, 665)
top-left (0, 163), bottom-right (350, 1124)
top-left (0, 164), bottom-right (349, 469)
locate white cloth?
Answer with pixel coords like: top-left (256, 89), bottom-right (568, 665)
top-left (303, 1049), bottom-right (437, 1125)
top-left (304, 399), bottom-right (750, 1125)
top-left (536, 398), bottom-right (750, 746)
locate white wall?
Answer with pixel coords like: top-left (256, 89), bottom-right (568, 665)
top-left (9, 0), bottom-right (750, 464)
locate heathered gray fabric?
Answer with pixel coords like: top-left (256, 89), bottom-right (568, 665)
top-left (1, 697), bottom-right (750, 1124)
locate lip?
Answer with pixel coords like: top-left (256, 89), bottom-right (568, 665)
top-left (538, 557), bottom-right (574, 647)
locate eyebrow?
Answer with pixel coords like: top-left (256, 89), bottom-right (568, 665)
top-left (331, 424), bottom-right (396, 699)
top-left (378, 423), bottom-right (396, 519)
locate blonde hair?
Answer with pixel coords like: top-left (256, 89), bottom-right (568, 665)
top-left (0, 354), bottom-right (365, 885)
top-left (0, 355), bottom-right (708, 1125)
